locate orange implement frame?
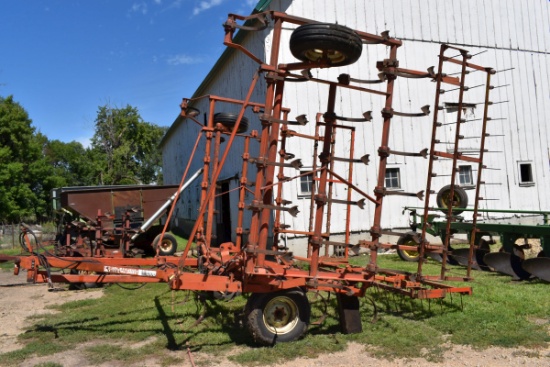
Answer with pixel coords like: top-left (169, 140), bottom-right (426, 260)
top-left (1, 12), bottom-right (501, 339)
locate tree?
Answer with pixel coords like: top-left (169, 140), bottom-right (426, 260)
top-left (0, 96), bottom-right (43, 221)
top-left (91, 104), bottom-right (166, 185)
top-left (44, 139), bottom-right (99, 187)
top-left (0, 98), bottom-right (167, 222)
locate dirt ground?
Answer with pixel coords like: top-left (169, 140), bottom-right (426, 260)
top-left (0, 269), bottom-right (549, 367)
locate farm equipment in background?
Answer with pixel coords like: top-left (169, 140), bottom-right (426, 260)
top-left (398, 206), bottom-right (550, 282)
top-left (0, 11), bottom-right (534, 345)
top-left (51, 169), bottom-right (202, 258)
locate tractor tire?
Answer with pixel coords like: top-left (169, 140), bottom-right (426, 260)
top-left (289, 23), bottom-right (363, 67)
top-left (436, 185), bottom-right (468, 214)
top-left (245, 288), bottom-right (310, 345)
top-left (213, 113), bottom-right (249, 134)
top-left (397, 232), bottom-right (421, 262)
top-left (153, 233), bottom-right (178, 256)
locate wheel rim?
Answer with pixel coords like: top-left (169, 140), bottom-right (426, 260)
top-left (441, 192), bottom-right (462, 208)
top-left (263, 296), bottom-right (299, 335)
top-left (402, 238), bottom-right (419, 259)
top-left (159, 239), bottom-right (173, 251)
top-left (304, 48), bottom-right (346, 64)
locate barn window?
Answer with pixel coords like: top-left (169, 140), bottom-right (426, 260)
top-left (444, 102), bottom-right (477, 114)
top-left (299, 171), bottom-right (314, 196)
top-left (385, 168), bottom-right (401, 189)
top-left (458, 165), bottom-right (473, 186)
top-left (518, 162), bottom-right (534, 186)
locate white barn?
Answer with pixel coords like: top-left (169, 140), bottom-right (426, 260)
top-left (160, 0), bottom-right (550, 255)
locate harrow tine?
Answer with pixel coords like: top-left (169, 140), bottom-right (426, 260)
top-left (364, 295), bottom-right (379, 324)
top-left (310, 291), bottom-right (329, 326)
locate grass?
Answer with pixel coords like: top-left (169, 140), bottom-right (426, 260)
top-left (0, 252), bottom-right (548, 366)
top-left (171, 232), bottom-right (190, 252)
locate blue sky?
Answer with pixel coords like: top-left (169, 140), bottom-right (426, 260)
top-left (0, 0), bottom-right (258, 146)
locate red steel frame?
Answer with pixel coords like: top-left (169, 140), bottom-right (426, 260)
top-left (2, 12), bottom-right (494, 302)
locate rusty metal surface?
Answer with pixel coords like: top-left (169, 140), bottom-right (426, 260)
top-left (4, 11), bottom-right (503, 343)
top-left (59, 184), bottom-right (178, 223)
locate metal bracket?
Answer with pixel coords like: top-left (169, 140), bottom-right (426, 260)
top-left (279, 150), bottom-right (295, 160)
top-left (362, 30), bottom-right (391, 45)
top-left (223, 13), bottom-right (269, 32)
top-left (338, 73), bottom-right (385, 85)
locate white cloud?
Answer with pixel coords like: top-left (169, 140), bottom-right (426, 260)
top-left (166, 54), bottom-right (202, 65)
top-left (193, 0), bottom-right (224, 16)
top-left (131, 2), bottom-right (148, 15)
top-left (246, 0), bottom-right (257, 8)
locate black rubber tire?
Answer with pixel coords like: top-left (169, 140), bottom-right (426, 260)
top-left (436, 185), bottom-right (468, 214)
top-left (213, 113), bottom-right (249, 134)
top-left (397, 232), bottom-right (420, 262)
top-left (153, 233), bottom-right (178, 256)
top-left (289, 23), bottom-right (363, 67)
top-left (69, 268), bottom-right (102, 290)
top-left (245, 288), bottom-right (310, 345)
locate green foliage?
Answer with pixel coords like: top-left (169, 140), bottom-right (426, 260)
top-left (44, 139), bottom-right (98, 186)
top-left (91, 104), bottom-right (166, 185)
top-left (0, 96), bottom-right (44, 221)
top-left (0, 95), bottom-right (166, 222)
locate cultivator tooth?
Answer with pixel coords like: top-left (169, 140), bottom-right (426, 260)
top-left (332, 111), bottom-right (373, 122)
top-left (381, 104), bottom-right (430, 118)
top-left (260, 113), bottom-right (309, 126)
top-left (378, 146), bottom-right (428, 158)
top-left (248, 202), bottom-right (300, 217)
top-left (522, 257), bottom-right (550, 282)
top-left (378, 188), bottom-right (424, 200)
top-left (316, 195), bottom-right (366, 209)
top-left (249, 157), bottom-right (303, 170)
top-left (331, 154), bottom-right (370, 165)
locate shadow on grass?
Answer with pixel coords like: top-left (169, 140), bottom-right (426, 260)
top-left (20, 286), bottom-right (467, 358)
top-left (154, 296), bottom-right (178, 350)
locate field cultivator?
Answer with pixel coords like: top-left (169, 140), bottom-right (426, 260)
top-left (0, 11), bottom-right (515, 344)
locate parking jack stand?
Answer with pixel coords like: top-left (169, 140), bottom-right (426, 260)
top-left (336, 293), bottom-right (362, 334)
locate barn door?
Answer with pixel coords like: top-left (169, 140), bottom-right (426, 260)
top-left (215, 182), bottom-right (232, 246)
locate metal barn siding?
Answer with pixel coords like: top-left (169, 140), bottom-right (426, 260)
top-left (161, 0), bottom-right (550, 249)
top-left (161, 24), bottom-right (272, 240)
